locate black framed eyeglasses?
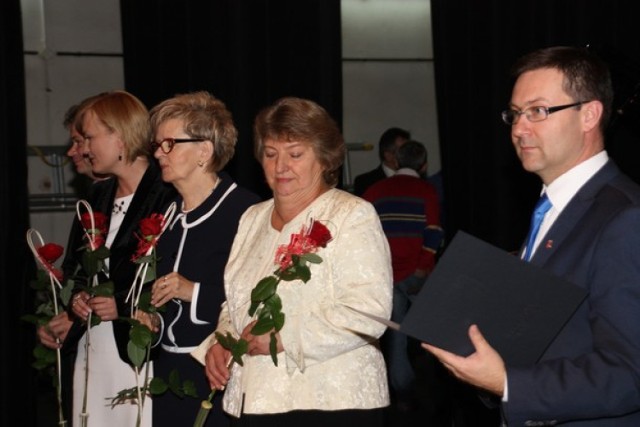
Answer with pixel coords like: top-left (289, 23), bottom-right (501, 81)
top-left (150, 138), bottom-right (205, 154)
top-left (501, 101), bottom-right (588, 125)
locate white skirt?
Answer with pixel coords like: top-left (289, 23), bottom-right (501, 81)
top-left (72, 320), bottom-right (152, 427)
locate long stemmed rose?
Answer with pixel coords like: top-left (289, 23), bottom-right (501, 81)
top-left (221, 218), bottom-right (332, 364)
top-left (198, 218), bottom-right (332, 427)
top-left (75, 200), bottom-right (112, 427)
top-left (111, 202), bottom-right (195, 427)
top-left (25, 229), bottom-right (73, 427)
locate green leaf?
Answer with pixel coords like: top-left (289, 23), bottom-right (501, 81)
top-left (251, 276), bottom-right (279, 303)
top-left (182, 380), bottom-right (199, 398)
top-left (21, 314), bottom-right (40, 325)
top-left (168, 369), bottom-right (185, 398)
top-left (148, 376), bottom-right (168, 395)
top-left (141, 265), bottom-right (156, 284)
top-left (127, 339), bottom-right (147, 368)
top-left (251, 316), bottom-right (275, 336)
top-left (272, 310), bottom-right (285, 332)
top-left (35, 302), bottom-right (55, 317)
top-left (248, 300), bottom-right (261, 317)
top-left (214, 332), bottom-right (248, 366)
top-left (93, 245), bottom-right (110, 260)
top-left (60, 280), bottom-right (75, 306)
top-left (89, 314), bottom-right (102, 327)
top-left (301, 253), bottom-right (322, 264)
top-left (263, 293), bottom-right (282, 312)
top-left (134, 254), bottom-right (155, 265)
top-left (269, 332), bottom-right (278, 366)
top-left (279, 263), bottom-right (311, 282)
top-left (137, 291), bottom-right (153, 312)
top-left (130, 322), bottom-right (153, 348)
top-left (34, 344), bottom-right (56, 363)
top-left (91, 281), bottom-right (114, 297)
top-left (30, 270), bottom-right (49, 290)
top-left (82, 250), bottom-right (99, 277)
top-left (168, 369), bottom-right (180, 384)
top-left (214, 331), bottom-right (234, 349)
top-left (231, 340), bottom-right (248, 366)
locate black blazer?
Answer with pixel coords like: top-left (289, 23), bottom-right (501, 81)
top-left (63, 160), bottom-right (177, 364)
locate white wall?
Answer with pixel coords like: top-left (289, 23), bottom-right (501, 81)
top-left (341, 0), bottom-right (439, 187)
top-left (22, 0), bottom-right (124, 245)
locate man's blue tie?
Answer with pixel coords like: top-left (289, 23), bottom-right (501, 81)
top-left (523, 193), bottom-right (552, 261)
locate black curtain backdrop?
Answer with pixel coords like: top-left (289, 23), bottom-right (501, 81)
top-left (120, 0), bottom-right (343, 200)
top-left (5, 1), bottom-right (640, 426)
top-left (1, 0), bottom-right (38, 426)
top-left (432, 0), bottom-right (640, 253)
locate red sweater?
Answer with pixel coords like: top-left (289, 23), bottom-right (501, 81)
top-left (363, 172), bottom-right (443, 282)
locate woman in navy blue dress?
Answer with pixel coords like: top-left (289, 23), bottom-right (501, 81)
top-left (148, 91), bottom-right (260, 427)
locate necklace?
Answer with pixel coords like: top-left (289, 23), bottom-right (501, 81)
top-left (181, 176), bottom-right (220, 213)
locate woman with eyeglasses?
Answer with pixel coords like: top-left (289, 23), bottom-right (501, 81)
top-left (147, 91), bottom-right (260, 427)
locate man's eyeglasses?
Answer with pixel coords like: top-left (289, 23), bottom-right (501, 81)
top-left (501, 101), bottom-right (588, 125)
top-left (150, 138), bottom-right (205, 154)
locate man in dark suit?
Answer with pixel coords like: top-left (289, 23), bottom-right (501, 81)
top-left (352, 127), bottom-right (410, 196)
top-left (424, 46), bottom-right (640, 425)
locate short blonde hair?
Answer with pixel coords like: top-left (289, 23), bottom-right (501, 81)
top-left (76, 90), bottom-right (150, 162)
top-left (149, 91), bottom-right (238, 172)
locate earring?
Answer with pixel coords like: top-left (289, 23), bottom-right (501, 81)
top-left (118, 153), bottom-right (123, 161)
top-left (197, 160), bottom-right (204, 167)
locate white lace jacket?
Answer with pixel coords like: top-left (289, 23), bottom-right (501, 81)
top-left (214, 188), bottom-right (392, 417)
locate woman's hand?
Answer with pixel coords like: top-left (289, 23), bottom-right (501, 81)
top-left (205, 342), bottom-right (232, 391)
top-left (151, 272), bottom-right (194, 307)
top-left (70, 291), bottom-right (92, 321)
top-left (88, 296), bottom-right (118, 321)
top-left (37, 312), bottom-right (73, 349)
top-left (133, 310), bottom-right (160, 333)
top-left (241, 321), bottom-right (284, 356)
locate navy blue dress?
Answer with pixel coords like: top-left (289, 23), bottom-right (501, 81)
top-left (153, 173), bottom-right (260, 427)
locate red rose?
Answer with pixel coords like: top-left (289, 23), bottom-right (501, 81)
top-left (52, 268), bottom-right (64, 282)
top-left (81, 211), bottom-right (108, 231)
top-left (93, 212), bottom-right (108, 229)
top-left (37, 243), bottom-right (64, 263)
top-left (139, 213), bottom-right (164, 237)
top-left (308, 221), bottom-right (332, 248)
top-left (80, 212), bottom-right (92, 230)
top-left (93, 235), bottom-right (106, 249)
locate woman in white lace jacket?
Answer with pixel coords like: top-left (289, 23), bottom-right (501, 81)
top-left (201, 97), bottom-right (393, 427)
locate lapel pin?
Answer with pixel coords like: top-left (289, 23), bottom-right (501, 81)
top-left (545, 240), bottom-right (553, 249)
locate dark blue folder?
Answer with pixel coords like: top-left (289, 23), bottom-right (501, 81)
top-left (400, 231), bottom-right (588, 366)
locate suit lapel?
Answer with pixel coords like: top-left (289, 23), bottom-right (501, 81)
top-left (109, 162), bottom-right (162, 257)
top-left (529, 161), bottom-right (619, 266)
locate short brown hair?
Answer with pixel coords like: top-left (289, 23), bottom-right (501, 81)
top-left (512, 46), bottom-right (614, 132)
top-left (253, 97), bottom-right (344, 187)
